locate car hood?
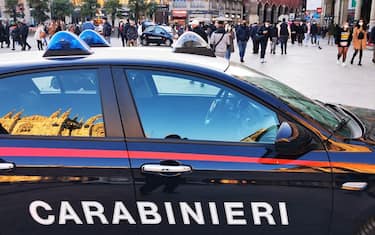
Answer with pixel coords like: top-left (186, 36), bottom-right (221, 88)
top-left (343, 105), bottom-right (375, 141)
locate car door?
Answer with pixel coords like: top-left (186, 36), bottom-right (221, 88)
top-left (114, 67), bottom-right (333, 235)
top-left (0, 67), bottom-right (137, 235)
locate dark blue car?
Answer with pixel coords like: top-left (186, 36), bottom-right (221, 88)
top-left (141, 25), bottom-right (173, 47)
top-left (0, 31), bottom-right (374, 235)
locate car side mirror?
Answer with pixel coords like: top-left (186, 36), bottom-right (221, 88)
top-left (275, 122), bottom-right (314, 156)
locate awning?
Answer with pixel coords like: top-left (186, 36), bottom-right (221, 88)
top-left (172, 10), bottom-right (188, 18)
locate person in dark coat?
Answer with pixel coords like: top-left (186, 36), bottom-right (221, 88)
top-left (19, 20), bottom-right (31, 50)
top-left (4, 20), bottom-right (10, 48)
top-left (102, 17), bottom-right (112, 44)
top-left (278, 18), bottom-right (290, 54)
top-left (236, 20), bottom-right (250, 62)
top-left (191, 20), bottom-right (208, 43)
top-left (126, 21), bottom-right (138, 46)
top-left (257, 21), bottom-right (271, 63)
top-left (290, 21), bottom-right (297, 44)
top-left (0, 20), bottom-right (6, 48)
top-left (250, 22), bottom-right (260, 54)
top-left (10, 23), bottom-right (20, 50)
top-left (296, 22), bottom-right (305, 46)
top-left (310, 21), bottom-right (319, 46)
top-left (269, 23), bottom-right (278, 55)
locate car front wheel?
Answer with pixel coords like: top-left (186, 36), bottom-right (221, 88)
top-left (141, 38), bottom-right (148, 46)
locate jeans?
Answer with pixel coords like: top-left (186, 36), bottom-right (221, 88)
top-left (260, 40), bottom-right (268, 59)
top-left (279, 35), bottom-right (288, 53)
top-left (237, 40), bottom-right (248, 59)
top-left (311, 34), bottom-right (317, 44)
top-left (225, 48), bottom-right (231, 60)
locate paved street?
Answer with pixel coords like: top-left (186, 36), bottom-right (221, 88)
top-left (1, 35), bottom-right (374, 109)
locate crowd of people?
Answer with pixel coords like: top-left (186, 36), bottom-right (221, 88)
top-left (0, 17), bottom-right (374, 66)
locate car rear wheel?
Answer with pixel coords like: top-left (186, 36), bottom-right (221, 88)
top-left (141, 38), bottom-right (148, 46)
top-left (165, 39), bottom-right (172, 47)
top-left (357, 217), bottom-right (375, 235)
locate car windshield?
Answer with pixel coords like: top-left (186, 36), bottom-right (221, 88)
top-left (160, 26), bottom-right (172, 34)
top-left (226, 63), bottom-right (354, 138)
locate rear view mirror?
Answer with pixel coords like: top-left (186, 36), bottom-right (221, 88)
top-left (275, 122), bottom-right (314, 156)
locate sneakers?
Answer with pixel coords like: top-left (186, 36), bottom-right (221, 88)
top-left (260, 59), bottom-right (266, 63)
top-left (342, 62), bottom-right (346, 67)
top-left (240, 58), bottom-right (244, 63)
top-left (337, 60), bottom-right (340, 65)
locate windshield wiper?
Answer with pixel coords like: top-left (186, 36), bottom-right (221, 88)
top-left (326, 117), bottom-right (351, 142)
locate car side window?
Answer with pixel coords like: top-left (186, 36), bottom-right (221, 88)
top-left (154, 27), bottom-right (163, 34)
top-left (0, 69), bottom-right (105, 137)
top-left (126, 69), bottom-right (279, 143)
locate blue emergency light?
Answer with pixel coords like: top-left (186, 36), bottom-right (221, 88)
top-left (43, 31), bottom-right (93, 58)
top-left (79, 29), bottom-right (110, 47)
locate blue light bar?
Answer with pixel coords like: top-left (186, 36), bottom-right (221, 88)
top-left (79, 29), bottom-right (110, 47)
top-left (43, 31), bottom-right (93, 58)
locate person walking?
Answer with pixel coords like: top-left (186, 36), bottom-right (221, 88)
top-left (235, 20), bottom-right (250, 62)
top-left (290, 21), bottom-right (297, 44)
top-left (191, 20), bottom-right (208, 43)
top-left (34, 23), bottom-right (45, 51)
top-left (82, 18), bottom-right (95, 31)
top-left (10, 23), bottom-right (20, 51)
top-left (257, 21), bottom-right (271, 63)
top-left (327, 22), bottom-right (335, 45)
top-left (4, 20), bottom-right (10, 48)
top-left (126, 21), bottom-right (138, 47)
top-left (278, 18), bottom-right (290, 54)
top-left (250, 22), bottom-right (260, 54)
top-left (19, 20), bottom-right (31, 51)
top-left (102, 17), bottom-right (112, 44)
top-left (310, 21), bottom-right (318, 46)
top-left (269, 23), bottom-right (278, 54)
top-left (118, 21), bottom-right (126, 47)
top-left (350, 20), bottom-right (367, 66)
top-left (370, 25), bottom-right (375, 63)
top-left (225, 24), bottom-right (235, 60)
top-left (210, 21), bottom-right (231, 58)
top-left (0, 20), bottom-right (6, 48)
top-left (335, 22), bottom-right (352, 66)
top-left (296, 22), bottom-right (305, 46)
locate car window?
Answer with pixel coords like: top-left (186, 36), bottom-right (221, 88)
top-left (126, 69), bottom-right (279, 143)
top-left (0, 69), bottom-right (105, 137)
top-left (145, 26), bottom-right (155, 32)
top-left (154, 27), bottom-right (164, 34)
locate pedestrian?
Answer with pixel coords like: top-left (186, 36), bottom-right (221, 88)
top-left (269, 23), bottom-right (278, 55)
top-left (296, 22), bottom-right (305, 46)
top-left (34, 23), bottom-right (46, 51)
top-left (350, 20), bottom-right (367, 66)
top-left (0, 20), bottom-right (6, 48)
top-left (126, 21), bottom-right (138, 47)
top-left (304, 21), bottom-right (310, 46)
top-left (250, 22), bottom-right (260, 54)
top-left (210, 21), bottom-right (231, 58)
top-left (327, 22), bottom-right (335, 45)
top-left (257, 21), bottom-right (271, 63)
top-left (19, 20), bottom-right (31, 51)
top-left (191, 20), bottom-right (208, 43)
top-left (225, 24), bottom-right (235, 60)
top-left (118, 21), bottom-right (126, 47)
top-left (370, 25), bottom-right (375, 63)
top-left (310, 21), bottom-right (319, 46)
top-left (4, 20), bottom-right (10, 48)
top-left (10, 23), bottom-right (20, 51)
top-left (48, 20), bottom-right (57, 39)
top-left (82, 17), bottom-right (95, 31)
top-left (278, 18), bottom-right (290, 55)
top-left (291, 21), bottom-right (297, 44)
top-left (102, 17), bottom-right (112, 44)
top-left (335, 22), bottom-right (352, 66)
top-left (236, 20), bottom-right (250, 62)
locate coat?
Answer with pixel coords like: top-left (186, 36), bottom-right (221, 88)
top-left (210, 27), bottom-right (230, 58)
top-left (352, 27), bottom-right (367, 50)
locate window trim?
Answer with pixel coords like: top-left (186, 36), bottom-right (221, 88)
top-left (0, 65), bottom-right (124, 139)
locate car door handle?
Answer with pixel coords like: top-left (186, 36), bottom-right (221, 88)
top-left (141, 164), bottom-right (192, 175)
top-left (0, 162), bottom-right (15, 171)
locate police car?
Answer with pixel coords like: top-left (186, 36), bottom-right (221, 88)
top-left (0, 30), bottom-right (374, 235)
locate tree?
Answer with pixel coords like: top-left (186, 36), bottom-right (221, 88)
top-left (81, 0), bottom-right (100, 20)
top-left (127, 0), bottom-right (149, 22)
top-left (5, 0), bottom-right (19, 22)
top-left (51, 0), bottom-right (73, 21)
top-left (29, 0), bottom-right (50, 24)
top-left (103, 0), bottom-right (121, 26)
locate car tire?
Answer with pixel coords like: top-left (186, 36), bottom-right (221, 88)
top-left (357, 217), bottom-right (375, 235)
top-left (165, 39), bottom-right (172, 47)
top-left (142, 38), bottom-right (148, 46)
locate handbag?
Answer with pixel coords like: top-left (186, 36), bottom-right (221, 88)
top-left (358, 31), bottom-right (364, 40)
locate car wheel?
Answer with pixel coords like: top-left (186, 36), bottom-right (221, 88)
top-left (357, 217), bottom-right (375, 235)
top-left (142, 38), bottom-right (148, 46)
top-left (165, 39), bottom-right (172, 47)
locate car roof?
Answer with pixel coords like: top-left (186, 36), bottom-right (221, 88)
top-left (0, 47), bottom-right (229, 74)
